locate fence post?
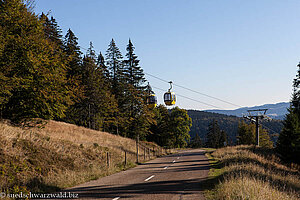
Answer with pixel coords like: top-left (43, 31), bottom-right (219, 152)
top-left (106, 152), bottom-right (110, 168)
top-left (152, 147), bottom-right (154, 157)
top-left (136, 135), bottom-right (139, 163)
top-left (124, 150), bottom-right (127, 166)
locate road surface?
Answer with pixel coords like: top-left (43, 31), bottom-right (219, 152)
top-left (66, 149), bottom-right (210, 200)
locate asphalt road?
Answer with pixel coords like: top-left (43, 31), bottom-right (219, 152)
top-left (66, 149), bottom-right (210, 200)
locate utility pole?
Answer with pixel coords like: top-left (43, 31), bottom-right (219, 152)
top-left (243, 109), bottom-right (268, 146)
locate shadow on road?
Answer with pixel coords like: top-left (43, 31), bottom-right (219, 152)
top-left (65, 177), bottom-right (208, 199)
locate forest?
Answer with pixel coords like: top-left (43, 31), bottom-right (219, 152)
top-left (0, 0), bottom-right (191, 148)
top-left (188, 110), bottom-right (283, 145)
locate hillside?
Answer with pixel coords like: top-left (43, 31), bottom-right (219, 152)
top-left (205, 146), bottom-right (299, 200)
top-left (187, 110), bottom-right (283, 144)
top-left (205, 102), bottom-right (289, 120)
top-left (0, 120), bottom-right (163, 194)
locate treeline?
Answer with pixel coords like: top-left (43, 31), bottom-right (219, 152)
top-left (188, 110), bottom-right (283, 146)
top-left (189, 118), bottom-right (274, 149)
top-left (0, 0), bottom-right (192, 148)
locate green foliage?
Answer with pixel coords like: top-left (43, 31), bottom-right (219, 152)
top-left (169, 107), bottom-right (192, 148)
top-left (276, 108), bottom-right (300, 163)
top-left (237, 121), bottom-right (273, 148)
top-left (0, 0), bottom-right (73, 121)
top-left (149, 106), bottom-right (192, 148)
top-left (237, 121), bottom-right (256, 145)
top-left (189, 133), bottom-right (202, 148)
top-left (206, 120), bottom-right (227, 148)
top-left (188, 110), bottom-right (282, 146)
top-left (276, 62), bottom-right (300, 163)
top-left (0, 1), bottom-right (193, 151)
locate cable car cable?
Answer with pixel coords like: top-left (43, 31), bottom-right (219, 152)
top-left (82, 45), bottom-right (242, 108)
top-left (144, 72), bottom-right (242, 108)
top-left (152, 86), bottom-right (222, 109)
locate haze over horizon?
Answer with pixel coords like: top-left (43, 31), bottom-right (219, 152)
top-left (34, 0), bottom-right (299, 110)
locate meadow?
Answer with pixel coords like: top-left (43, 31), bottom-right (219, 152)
top-left (0, 119), bottom-right (164, 194)
top-left (205, 145), bottom-right (300, 200)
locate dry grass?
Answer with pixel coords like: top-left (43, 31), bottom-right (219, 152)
top-left (0, 119), bottom-right (165, 194)
top-left (206, 145), bottom-right (300, 200)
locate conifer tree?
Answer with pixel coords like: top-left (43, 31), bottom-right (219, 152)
top-left (206, 120), bottom-right (221, 148)
top-left (190, 133), bottom-right (202, 148)
top-left (97, 51), bottom-right (110, 80)
top-left (105, 39), bottom-right (128, 135)
top-left (64, 29), bottom-right (82, 78)
top-left (206, 119), bottom-right (227, 148)
top-left (237, 121), bottom-right (273, 147)
top-left (276, 63), bottom-right (300, 163)
top-left (237, 121), bottom-right (256, 145)
top-left (105, 39), bottom-right (124, 84)
top-left (72, 42), bottom-right (118, 131)
top-left (122, 39), bottom-right (151, 138)
top-left (124, 39), bottom-right (146, 89)
top-left (40, 13), bottom-right (63, 48)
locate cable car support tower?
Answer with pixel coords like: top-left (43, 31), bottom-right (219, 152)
top-left (243, 109), bottom-right (268, 147)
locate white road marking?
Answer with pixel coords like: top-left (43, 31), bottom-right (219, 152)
top-left (112, 197), bottom-right (120, 200)
top-left (173, 160), bottom-right (176, 163)
top-left (144, 175), bottom-right (155, 182)
top-left (164, 166), bottom-right (168, 169)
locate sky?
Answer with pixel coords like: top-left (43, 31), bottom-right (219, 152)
top-left (34, 0), bottom-right (300, 111)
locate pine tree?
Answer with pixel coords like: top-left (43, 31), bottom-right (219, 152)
top-left (62, 29), bottom-right (84, 124)
top-left (276, 62), bottom-right (300, 163)
top-left (97, 51), bottom-right (110, 80)
top-left (190, 133), bottom-right (202, 148)
top-left (40, 13), bottom-right (63, 48)
top-left (259, 126), bottom-right (273, 148)
top-left (206, 120), bottom-right (220, 148)
top-left (72, 42), bottom-right (118, 131)
top-left (237, 121), bottom-right (256, 145)
top-left (124, 39), bottom-right (146, 89)
top-left (219, 130), bottom-right (228, 147)
top-left (105, 39), bottom-right (128, 135)
top-left (105, 39), bottom-right (124, 85)
top-left (64, 29), bottom-right (82, 78)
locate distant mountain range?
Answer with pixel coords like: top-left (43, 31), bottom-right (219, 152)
top-left (204, 102), bottom-right (289, 120)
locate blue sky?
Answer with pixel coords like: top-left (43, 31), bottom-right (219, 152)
top-left (34, 0), bottom-right (300, 110)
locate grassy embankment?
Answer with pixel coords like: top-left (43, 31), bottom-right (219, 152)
top-left (0, 119), bottom-right (168, 194)
top-left (203, 145), bottom-right (300, 200)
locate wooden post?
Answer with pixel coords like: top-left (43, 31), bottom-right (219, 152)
top-left (153, 147), bottom-right (155, 157)
top-left (124, 151), bottom-right (127, 166)
top-left (136, 135), bottom-right (139, 163)
top-left (106, 152), bottom-right (110, 168)
top-left (144, 147), bottom-right (146, 160)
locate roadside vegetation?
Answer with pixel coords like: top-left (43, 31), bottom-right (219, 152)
top-left (204, 145), bottom-right (300, 200)
top-left (0, 119), bottom-right (170, 194)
